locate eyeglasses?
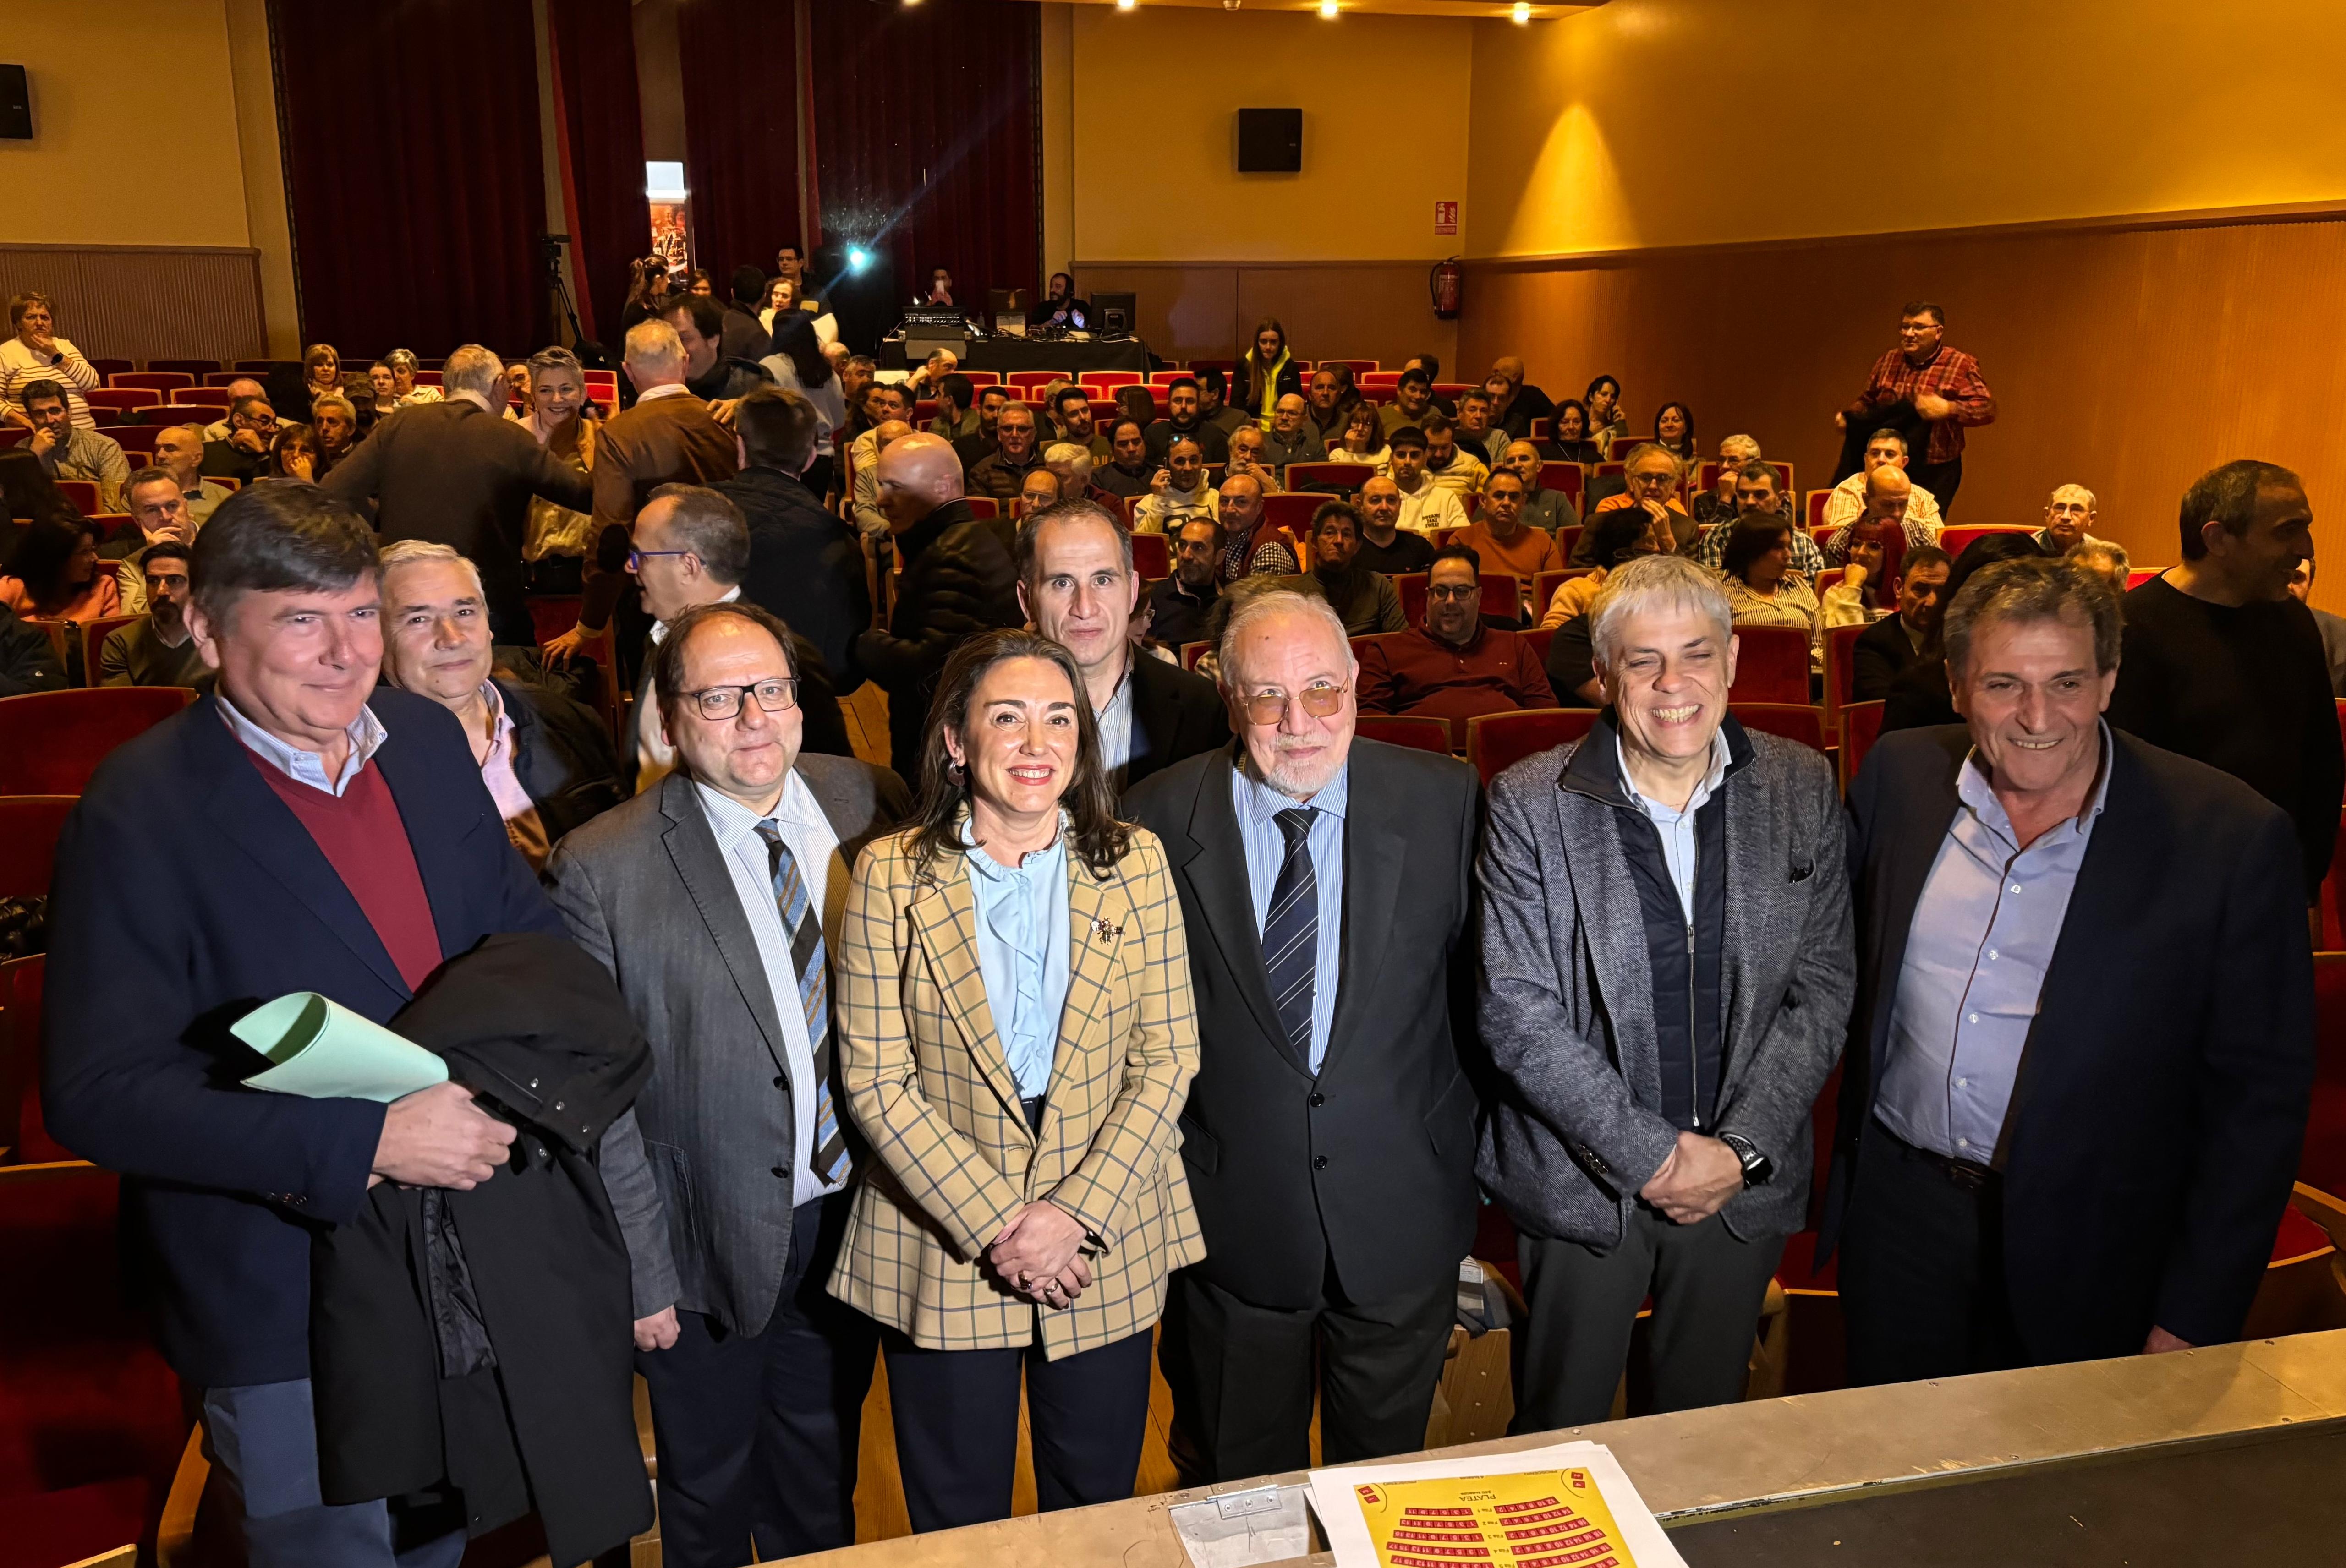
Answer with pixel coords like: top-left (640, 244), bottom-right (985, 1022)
top-left (681, 678), bottom-right (799, 720)
top-left (1426, 584), bottom-right (1481, 602)
top-left (1241, 682), bottom-right (1348, 726)
top-left (626, 548), bottom-right (692, 572)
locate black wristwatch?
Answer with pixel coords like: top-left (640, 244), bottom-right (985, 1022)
top-left (1718, 1132), bottom-right (1773, 1188)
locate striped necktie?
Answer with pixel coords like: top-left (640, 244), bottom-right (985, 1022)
top-left (755, 820), bottom-right (850, 1185)
top-left (1262, 807), bottom-right (1319, 1064)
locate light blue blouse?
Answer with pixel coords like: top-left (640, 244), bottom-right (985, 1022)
top-left (964, 834), bottom-right (1073, 1099)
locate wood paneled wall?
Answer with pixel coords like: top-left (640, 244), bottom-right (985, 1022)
top-left (1457, 212), bottom-right (2346, 603)
top-left (0, 245), bottom-right (269, 366)
top-left (1073, 262), bottom-right (1458, 374)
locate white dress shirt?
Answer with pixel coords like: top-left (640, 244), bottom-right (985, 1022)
top-left (218, 692), bottom-right (387, 796)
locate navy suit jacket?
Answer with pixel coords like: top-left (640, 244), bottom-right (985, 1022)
top-left (43, 688), bottom-right (564, 1388)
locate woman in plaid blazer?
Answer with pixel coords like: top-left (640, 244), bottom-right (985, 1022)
top-left (829, 629), bottom-right (1203, 1532)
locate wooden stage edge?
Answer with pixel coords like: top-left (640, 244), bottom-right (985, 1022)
top-left (795, 1328), bottom-right (2346, 1566)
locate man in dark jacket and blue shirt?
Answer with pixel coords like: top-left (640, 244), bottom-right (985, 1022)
top-left (1477, 553), bottom-right (1854, 1430)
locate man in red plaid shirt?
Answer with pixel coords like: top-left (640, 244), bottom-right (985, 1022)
top-left (1836, 300), bottom-right (1995, 514)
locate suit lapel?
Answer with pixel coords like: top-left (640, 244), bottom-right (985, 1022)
top-left (197, 705), bottom-right (414, 999)
top-left (1056, 862), bottom-right (1127, 1120)
top-left (905, 856), bottom-right (1030, 1127)
top-left (370, 704), bottom-right (473, 968)
top-left (1176, 750), bottom-right (1313, 1078)
top-left (1129, 660), bottom-right (1180, 787)
top-left (1325, 752), bottom-right (1400, 1076)
top-left (658, 773), bottom-right (792, 1074)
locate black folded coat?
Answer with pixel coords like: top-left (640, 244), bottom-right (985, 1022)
top-left (310, 932), bottom-right (655, 1567)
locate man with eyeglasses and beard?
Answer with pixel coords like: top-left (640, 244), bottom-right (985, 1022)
top-left (1124, 589), bottom-right (1481, 1486)
top-left (1356, 543), bottom-right (1554, 747)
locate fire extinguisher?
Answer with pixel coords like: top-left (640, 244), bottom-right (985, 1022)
top-left (1429, 257), bottom-right (1463, 320)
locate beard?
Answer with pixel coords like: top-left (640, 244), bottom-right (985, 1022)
top-left (1256, 731), bottom-right (1348, 800)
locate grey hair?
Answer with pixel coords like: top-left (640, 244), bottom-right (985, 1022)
top-left (1215, 587), bottom-right (1355, 690)
top-left (625, 319), bottom-right (686, 376)
top-left (1042, 441), bottom-right (1094, 481)
top-left (2068, 538), bottom-right (2131, 575)
top-left (1717, 433), bottom-right (1762, 463)
top-left (1619, 440), bottom-right (1683, 479)
top-left (1944, 555), bottom-right (2123, 678)
top-left (2048, 482), bottom-right (2098, 511)
top-left (378, 537), bottom-right (486, 599)
top-left (645, 482), bottom-right (750, 585)
top-left (384, 348), bottom-right (419, 373)
top-left (309, 392), bottom-right (357, 426)
top-left (1587, 553), bottom-right (1734, 670)
top-left (441, 344), bottom-right (505, 400)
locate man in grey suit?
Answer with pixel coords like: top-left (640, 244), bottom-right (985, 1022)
top-left (1476, 554), bottom-right (1855, 1431)
top-left (549, 600), bottom-right (910, 1566)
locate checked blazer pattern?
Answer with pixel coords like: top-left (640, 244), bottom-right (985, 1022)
top-left (827, 822), bottom-right (1205, 1358)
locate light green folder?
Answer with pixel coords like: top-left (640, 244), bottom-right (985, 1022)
top-left (233, 992), bottom-right (448, 1103)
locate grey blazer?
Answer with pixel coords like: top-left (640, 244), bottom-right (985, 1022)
top-left (1475, 716), bottom-right (1855, 1247)
top-left (549, 758), bottom-right (912, 1333)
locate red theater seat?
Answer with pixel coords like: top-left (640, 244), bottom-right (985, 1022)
top-left (1726, 625), bottom-right (1810, 705)
top-left (0, 688), bottom-right (197, 796)
top-left (1839, 700), bottom-right (1885, 794)
top-left (1006, 371), bottom-right (1064, 392)
top-left (0, 797), bottom-right (74, 899)
top-left (1939, 524), bottom-right (2035, 557)
top-left (2300, 955), bottom-right (2346, 1198)
top-left (1729, 703), bottom-right (1827, 754)
top-left (1465, 708), bottom-right (1600, 785)
top-left (99, 427), bottom-right (160, 456)
top-left (52, 481), bottom-right (99, 517)
top-left (144, 358), bottom-right (219, 378)
top-left (105, 372), bottom-right (192, 393)
top-left (1130, 533), bottom-right (1169, 579)
top-left (1356, 715), bottom-right (1454, 754)
top-left (170, 388), bottom-right (234, 410)
top-left (78, 618), bottom-right (140, 686)
top-left (1821, 622), bottom-right (1866, 726)
top-left (82, 389), bottom-right (159, 418)
top-left (1284, 463), bottom-right (1369, 493)
top-left (1537, 463), bottom-right (1585, 505)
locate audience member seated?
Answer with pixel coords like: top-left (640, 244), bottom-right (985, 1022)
top-left (0, 514), bottom-right (121, 620)
top-left (1048, 385), bottom-right (1112, 462)
top-left (1042, 442), bottom-right (1113, 511)
top-left (1019, 467), bottom-right (1063, 514)
top-left (970, 402), bottom-right (1049, 501)
top-left (1134, 436), bottom-right (1219, 535)
top-left (1881, 532), bottom-right (2050, 732)
top-left (1146, 377), bottom-right (1232, 464)
top-left (100, 540), bottom-right (207, 688)
top-left (1260, 393), bottom-right (1326, 467)
top-left (1400, 355), bottom-right (1456, 414)
top-left (1820, 518), bottom-right (1894, 630)
top-left (719, 386), bottom-right (872, 700)
top-left (1, 290), bottom-right (99, 427)
top-left (1196, 365), bottom-right (1251, 440)
top-left (1355, 475), bottom-right (1437, 575)
top-left (296, 341), bottom-right (346, 418)
top-left (850, 418), bottom-right (915, 539)
top-left (2289, 557), bottom-right (2346, 698)
top-left (112, 465), bottom-right (202, 608)
top-left (721, 264), bottom-right (773, 362)
top-left (19, 377), bottom-right (128, 510)
top-left (1690, 434), bottom-right (1788, 529)
top-left (1542, 397), bottom-right (1602, 464)
top-left (1325, 401), bottom-right (1389, 474)
top-left (1027, 269), bottom-right (1090, 329)
top-left (926, 371), bottom-right (980, 443)
top-left (1458, 469), bottom-right (1564, 615)
top-left (838, 353), bottom-right (877, 425)
top-left (1850, 544), bottom-right (1951, 701)
top-left (1387, 426), bottom-right (1469, 537)
top-left (1212, 472), bottom-right (1299, 581)
top-left (1357, 543), bottom-right (1557, 743)
top-left (904, 346), bottom-right (960, 400)
top-left (1586, 374), bottom-right (1628, 456)
top-left (2068, 537), bottom-right (2132, 599)
top-left (1305, 366), bottom-right (1354, 444)
top-left (1586, 443), bottom-right (1697, 557)
top-left (1501, 439), bottom-right (1579, 535)
top-left (310, 392), bottom-right (363, 481)
top-left (1276, 500), bottom-right (1405, 635)
top-left (1820, 427), bottom-right (1944, 534)
top-left (267, 422), bottom-right (321, 480)
top-left (1379, 367), bottom-right (1440, 440)
top-left (2036, 482), bottom-right (2111, 552)
top-left (1717, 516), bottom-right (1821, 661)
top-left (665, 292), bottom-right (772, 404)
top-left (1235, 318), bottom-right (1302, 428)
top-left (1224, 422), bottom-right (1285, 494)
top-left (1540, 505), bottom-right (1668, 628)
top-left (1485, 357), bottom-right (1555, 440)
top-left (1822, 464), bottom-right (1935, 564)
top-left (850, 376), bottom-right (907, 446)
top-left (362, 358), bottom-right (404, 427)
top-left (1420, 413), bottom-right (1488, 499)
top-left (202, 395), bottom-right (279, 482)
top-left (1454, 387), bottom-right (1507, 465)
top-left (200, 379), bottom-right (291, 443)
top-left (1113, 384), bottom-right (1157, 444)
top-left (0, 598), bottom-right (66, 693)
top-left (1651, 400), bottom-right (1698, 466)
top-left (385, 347), bottom-right (443, 405)
top-left (1145, 517), bottom-right (1224, 650)
top-left (153, 423), bottom-right (234, 526)
top-left (1096, 419), bottom-right (1157, 500)
top-left (378, 540), bottom-right (623, 870)
top-left (1694, 461), bottom-right (1825, 574)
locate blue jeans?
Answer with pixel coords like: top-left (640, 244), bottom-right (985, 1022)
top-left (199, 1379), bottom-right (467, 1568)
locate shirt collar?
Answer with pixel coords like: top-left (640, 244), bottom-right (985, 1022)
top-left (1619, 726), bottom-right (1732, 820)
top-left (1957, 720), bottom-right (2114, 844)
top-left (636, 382), bottom-right (692, 403)
top-left (695, 767), bottom-right (824, 850)
top-left (217, 690), bottom-right (387, 794)
top-left (964, 825), bottom-right (1069, 885)
top-left (479, 678), bottom-right (514, 745)
top-left (650, 583), bottom-right (742, 643)
top-left (1233, 748), bottom-right (1350, 824)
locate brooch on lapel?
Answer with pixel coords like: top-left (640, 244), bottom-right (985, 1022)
top-left (1092, 917), bottom-right (1124, 942)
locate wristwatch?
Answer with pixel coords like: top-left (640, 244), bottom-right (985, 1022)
top-left (1718, 1132), bottom-right (1774, 1189)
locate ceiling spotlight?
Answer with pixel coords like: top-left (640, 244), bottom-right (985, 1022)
top-left (1319, 0), bottom-right (1338, 16)
top-left (846, 246), bottom-right (873, 274)
top-left (1512, 1), bottom-right (1530, 18)
top-left (1117, 0), bottom-right (1135, 9)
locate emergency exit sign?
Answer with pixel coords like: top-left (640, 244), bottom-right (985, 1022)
top-left (1434, 201), bottom-right (1459, 235)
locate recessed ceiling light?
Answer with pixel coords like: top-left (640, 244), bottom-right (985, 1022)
top-left (1512, 1), bottom-right (1531, 18)
top-left (1320, 0), bottom-right (1339, 16)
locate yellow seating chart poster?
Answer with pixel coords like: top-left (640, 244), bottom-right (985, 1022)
top-left (1352, 1469), bottom-right (1638, 1568)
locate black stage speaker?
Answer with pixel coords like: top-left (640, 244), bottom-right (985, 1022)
top-left (1235, 108), bottom-right (1301, 174)
top-left (0, 66), bottom-right (31, 140)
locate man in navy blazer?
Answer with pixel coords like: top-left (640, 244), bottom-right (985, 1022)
top-left (44, 484), bottom-right (567, 1567)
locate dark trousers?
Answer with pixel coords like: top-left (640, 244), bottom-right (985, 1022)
top-left (1160, 1260), bottom-right (1457, 1484)
top-left (1512, 1209), bottom-right (1782, 1432)
top-left (636, 1194), bottom-right (877, 1567)
top-left (1910, 456), bottom-right (1964, 517)
top-left (1838, 1123), bottom-right (2023, 1387)
top-left (882, 1327), bottom-right (1154, 1534)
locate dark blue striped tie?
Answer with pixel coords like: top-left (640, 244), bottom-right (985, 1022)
top-left (1262, 807), bottom-right (1319, 1062)
top-left (756, 821), bottom-right (850, 1185)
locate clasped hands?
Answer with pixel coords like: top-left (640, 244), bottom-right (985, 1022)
top-left (987, 1200), bottom-right (1091, 1310)
top-left (1638, 1130), bottom-right (1745, 1225)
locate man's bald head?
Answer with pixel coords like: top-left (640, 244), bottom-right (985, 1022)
top-left (1862, 463), bottom-right (1913, 523)
top-left (875, 431), bottom-right (964, 533)
top-left (1491, 356), bottom-right (1525, 385)
top-left (873, 419), bottom-right (912, 454)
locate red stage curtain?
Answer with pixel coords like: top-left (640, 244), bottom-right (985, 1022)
top-left (548, 0), bottom-right (648, 350)
top-left (268, 0), bottom-right (550, 357)
top-left (674, 0), bottom-right (805, 291)
top-left (806, 0), bottom-right (1041, 305)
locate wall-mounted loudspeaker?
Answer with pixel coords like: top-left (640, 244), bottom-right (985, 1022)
top-left (1235, 108), bottom-right (1301, 174)
top-left (0, 66), bottom-right (30, 140)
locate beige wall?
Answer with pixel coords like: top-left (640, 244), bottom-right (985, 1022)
top-left (1465, 0), bottom-right (2346, 258)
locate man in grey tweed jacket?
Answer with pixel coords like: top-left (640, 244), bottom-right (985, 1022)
top-left (1477, 555), bottom-right (1854, 1431)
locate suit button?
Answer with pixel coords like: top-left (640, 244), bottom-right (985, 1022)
top-left (774, 1075), bottom-right (786, 1088)
top-left (771, 1166), bottom-right (788, 1178)
top-left (1313, 1155), bottom-right (1329, 1171)
top-left (1309, 1093), bottom-right (1326, 1107)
